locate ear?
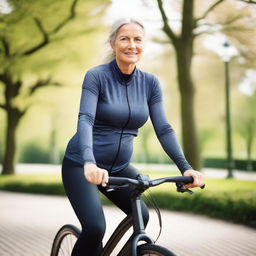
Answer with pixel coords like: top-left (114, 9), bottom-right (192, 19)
top-left (110, 40), bottom-right (115, 51)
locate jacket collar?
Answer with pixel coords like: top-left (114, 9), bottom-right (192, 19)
top-left (110, 59), bottom-right (137, 85)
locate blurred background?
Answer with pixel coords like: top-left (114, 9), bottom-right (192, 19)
top-left (1, 2), bottom-right (256, 254)
top-left (0, 0), bottom-right (256, 175)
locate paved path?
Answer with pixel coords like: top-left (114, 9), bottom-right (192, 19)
top-left (0, 191), bottom-right (255, 256)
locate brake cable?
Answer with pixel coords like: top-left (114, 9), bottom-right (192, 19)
top-left (144, 189), bottom-right (162, 243)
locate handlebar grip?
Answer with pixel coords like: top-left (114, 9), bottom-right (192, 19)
top-left (108, 177), bottom-right (124, 185)
top-left (182, 176), bottom-right (194, 184)
top-left (107, 177), bottom-right (139, 186)
top-left (182, 176), bottom-right (205, 189)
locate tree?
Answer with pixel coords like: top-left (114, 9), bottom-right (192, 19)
top-left (235, 73), bottom-right (256, 171)
top-left (155, 0), bottom-right (256, 170)
top-left (0, 0), bottom-right (108, 174)
top-left (238, 97), bottom-right (256, 171)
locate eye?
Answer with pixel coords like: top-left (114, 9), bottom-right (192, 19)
top-left (135, 38), bottom-right (143, 43)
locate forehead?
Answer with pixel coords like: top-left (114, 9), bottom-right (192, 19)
top-left (117, 23), bottom-right (144, 37)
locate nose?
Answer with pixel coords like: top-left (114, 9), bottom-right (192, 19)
top-left (128, 39), bottom-right (136, 49)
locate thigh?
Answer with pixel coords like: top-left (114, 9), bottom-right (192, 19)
top-left (62, 157), bottom-right (105, 228)
top-left (99, 165), bottom-right (145, 215)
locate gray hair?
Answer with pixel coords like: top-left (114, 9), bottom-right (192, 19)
top-left (103, 18), bottom-right (145, 63)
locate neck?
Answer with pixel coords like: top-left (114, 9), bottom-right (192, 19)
top-left (116, 59), bottom-right (135, 74)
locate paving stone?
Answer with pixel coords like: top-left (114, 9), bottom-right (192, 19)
top-left (0, 191), bottom-right (255, 256)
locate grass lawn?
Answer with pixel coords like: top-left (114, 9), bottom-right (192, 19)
top-left (0, 171), bottom-right (255, 228)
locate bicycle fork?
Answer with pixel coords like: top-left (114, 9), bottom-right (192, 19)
top-left (130, 196), bottom-right (154, 256)
top-left (117, 195), bottom-right (154, 256)
top-left (100, 196), bottom-right (154, 256)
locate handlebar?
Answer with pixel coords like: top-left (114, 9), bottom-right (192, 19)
top-left (108, 175), bottom-right (193, 186)
top-left (107, 175), bottom-right (204, 194)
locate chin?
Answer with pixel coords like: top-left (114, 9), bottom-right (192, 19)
top-left (124, 58), bottom-right (140, 64)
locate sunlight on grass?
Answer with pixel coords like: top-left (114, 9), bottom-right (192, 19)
top-left (0, 170), bottom-right (255, 226)
top-left (1, 171), bottom-right (255, 202)
top-left (0, 174), bottom-right (61, 184)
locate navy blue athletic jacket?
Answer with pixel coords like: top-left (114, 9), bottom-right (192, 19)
top-left (64, 59), bottom-right (192, 173)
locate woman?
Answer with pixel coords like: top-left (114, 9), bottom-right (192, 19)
top-left (62, 18), bottom-right (204, 256)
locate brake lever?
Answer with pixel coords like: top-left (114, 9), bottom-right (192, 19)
top-left (201, 184), bottom-right (205, 189)
top-left (106, 184), bottom-right (129, 192)
top-left (176, 182), bottom-right (205, 194)
top-left (176, 182), bottom-right (194, 195)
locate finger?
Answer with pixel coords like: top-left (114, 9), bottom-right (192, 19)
top-left (101, 170), bottom-right (109, 187)
top-left (185, 183), bottom-right (194, 189)
top-left (97, 169), bottom-right (104, 185)
top-left (194, 176), bottom-right (200, 186)
top-left (198, 173), bottom-right (204, 187)
top-left (85, 171), bottom-right (93, 183)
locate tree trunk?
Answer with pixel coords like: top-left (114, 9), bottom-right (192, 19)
top-left (2, 109), bottom-right (22, 175)
top-left (49, 128), bottom-right (59, 164)
top-left (175, 42), bottom-right (201, 170)
top-left (246, 125), bottom-right (253, 171)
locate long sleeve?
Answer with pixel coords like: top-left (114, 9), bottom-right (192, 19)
top-left (149, 76), bottom-right (192, 174)
top-left (77, 70), bottom-right (99, 164)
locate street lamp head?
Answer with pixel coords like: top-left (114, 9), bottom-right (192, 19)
top-left (221, 40), bottom-right (238, 62)
top-left (223, 41), bottom-right (230, 48)
top-left (203, 34), bottom-right (239, 62)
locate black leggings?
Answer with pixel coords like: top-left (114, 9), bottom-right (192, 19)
top-left (62, 157), bottom-right (149, 256)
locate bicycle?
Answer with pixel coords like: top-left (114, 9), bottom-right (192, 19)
top-left (50, 174), bottom-right (204, 256)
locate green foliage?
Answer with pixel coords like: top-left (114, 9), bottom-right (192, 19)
top-left (0, 173), bottom-right (63, 193)
top-left (0, 0), bottom-right (110, 174)
top-left (234, 93), bottom-right (256, 170)
top-left (0, 0), bottom-right (109, 73)
top-left (198, 128), bottom-right (216, 155)
top-left (19, 142), bottom-right (50, 164)
top-left (0, 148), bottom-right (3, 163)
top-left (18, 141), bottom-right (65, 164)
top-left (0, 182), bottom-right (65, 195)
top-left (0, 173), bottom-right (255, 227)
top-left (204, 158), bottom-right (256, 171)
top-left (1, 0), bottom-right (256, 174)
top-left (148, 177), bottom-right (256, 227)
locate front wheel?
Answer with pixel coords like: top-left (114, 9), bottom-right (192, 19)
top-left (137, 244), bottom-right (177, 256)
top-left (50, 224), bottom-right (80, 256)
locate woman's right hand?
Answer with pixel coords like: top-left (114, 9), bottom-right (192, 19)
top-left (84, 163), bottom-right (109, 187)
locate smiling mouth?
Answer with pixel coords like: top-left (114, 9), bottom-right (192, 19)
top-left (124, 52), bottom-right (137, 56)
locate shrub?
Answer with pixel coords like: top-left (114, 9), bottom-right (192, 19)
top-left (150, 192), bottom-right (256, 227)
top-left (19, 142), bottom-right (50, 164)
top-left (0, 175), bottom-right (255, 228)
top-left (203, 158), bottom-right (256, 171)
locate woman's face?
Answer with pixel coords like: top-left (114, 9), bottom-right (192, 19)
top-left (111, 23), bottom-right (144, 66)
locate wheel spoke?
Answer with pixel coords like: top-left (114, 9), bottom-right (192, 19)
top-left (51, 225), bottom-right (79, 256)
top-left (60, 234), bottom-right (76, 255)
top-left (138, 244), bottom-right (176, 256)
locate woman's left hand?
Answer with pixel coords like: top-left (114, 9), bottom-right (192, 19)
top-left (183, 169), bottom-right (204, 189)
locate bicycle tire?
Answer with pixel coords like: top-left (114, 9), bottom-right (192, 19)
top-left (50, 224), bottom-right (80, 256)
top-left (137, 244), bottom-right (177, 256)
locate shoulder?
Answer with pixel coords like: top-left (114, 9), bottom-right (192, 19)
top-left (137, 70), bottom-right (162, 105)
top-left (136, 68), bottom-right (160, 86)
top-left (82, 63), bottom-right (111, 87)
top-left (86, 62), bottom-right (111, 78)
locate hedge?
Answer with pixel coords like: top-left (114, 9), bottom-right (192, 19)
top-left (0, 178), bottom-right (255, 228)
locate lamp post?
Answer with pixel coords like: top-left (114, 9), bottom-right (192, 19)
top-left (221, 41), bottom-right (236, 178)
top-left (204, 35), bottom-right (238, 178)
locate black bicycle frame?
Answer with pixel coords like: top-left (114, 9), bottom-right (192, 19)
top-left (99, 187), bottom-right (154, 256)
top-left (99, 174), bottom-right (201, 256)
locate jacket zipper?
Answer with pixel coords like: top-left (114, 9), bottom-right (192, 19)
top-left (110, 82), bottom-right (131, 171)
